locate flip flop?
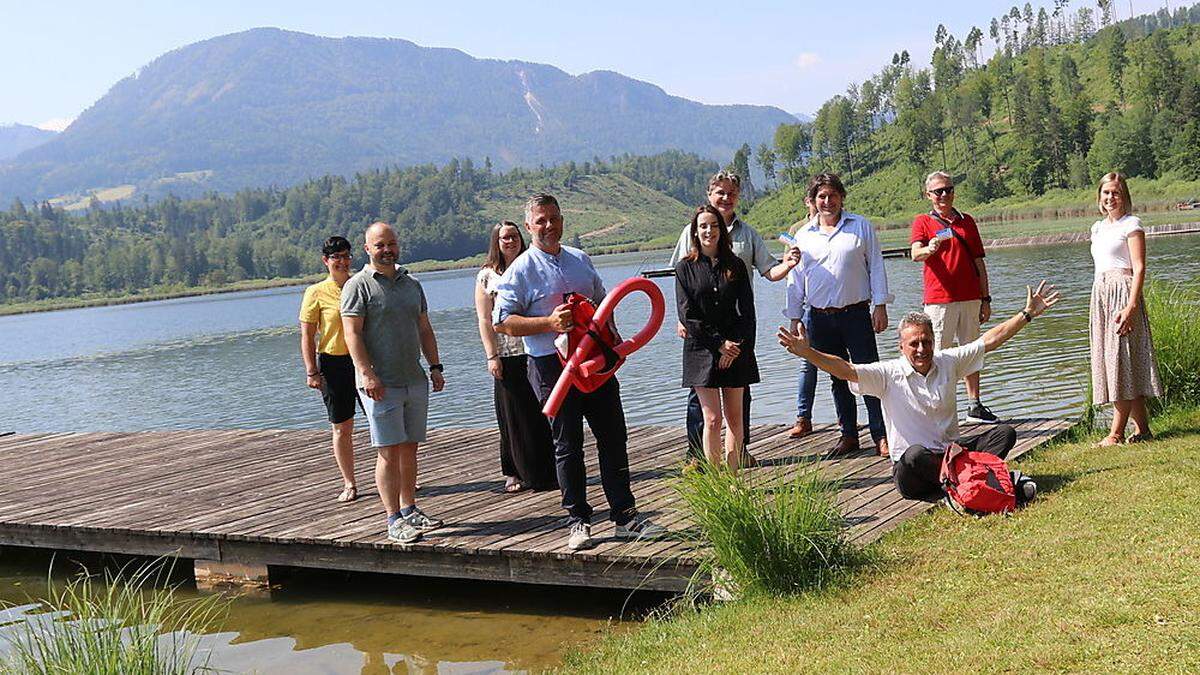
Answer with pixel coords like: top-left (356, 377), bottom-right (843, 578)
top-left (337, 485), bottom-right (358, 502)
top-left (1094, 435), bottom-right (1123, 448)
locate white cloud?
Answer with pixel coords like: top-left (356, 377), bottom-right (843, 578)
top-left (36, 117), bottom-right (75, 132)
top-left (793, 52), bottom-right (821, 70)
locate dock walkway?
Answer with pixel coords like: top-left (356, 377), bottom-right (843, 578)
top-left (0, 419), bottom-right (1070, 591)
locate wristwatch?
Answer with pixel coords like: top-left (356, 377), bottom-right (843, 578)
top-left (1020, 310), bottom-right (1033, 323)
top-left (981, 295), bottom-right (992, 302)
top-left (429, 363), bottom-right (445, 373)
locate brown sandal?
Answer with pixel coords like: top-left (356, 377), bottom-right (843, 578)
top-left (1094, 435), bottom-right (1123, 447)
top-left (337, 485), bottom-right (358, 502)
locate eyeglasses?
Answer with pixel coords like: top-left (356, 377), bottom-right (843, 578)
top-left (325, 253), bottom-right (352, 261)
top-left (929, 186), bottom-right (955, 197)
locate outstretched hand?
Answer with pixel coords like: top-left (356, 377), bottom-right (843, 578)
top-left (1024, 280), bottom-right (1061, 318)
top-left (776, 325), bottom-right (810, 358)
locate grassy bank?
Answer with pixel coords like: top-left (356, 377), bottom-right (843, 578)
top-left (566, 406), bottom-right (1200, 673)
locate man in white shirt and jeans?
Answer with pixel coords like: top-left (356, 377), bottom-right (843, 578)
top-left (776, 281), bottom-right (1060, 502)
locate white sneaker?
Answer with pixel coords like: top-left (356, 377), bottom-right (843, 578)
top-left (404, 506), bottom-right (443, 532)
top-left (614, 517), bottom-right (667, 541)
top-left (566, 522), bottom-right (593, 551)
top-left (1021, 479), bottom-right (1038, 502)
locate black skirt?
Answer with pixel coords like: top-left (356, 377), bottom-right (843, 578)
top-left (494, 355), bottom-right (558, 490)
top-left (682, 342), bottom-right (760, 388)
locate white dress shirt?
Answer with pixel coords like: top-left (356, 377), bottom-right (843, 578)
top-left (783, 211), bottom-right (892, 318)
top-left (850, 338), bottom-right (986, 461)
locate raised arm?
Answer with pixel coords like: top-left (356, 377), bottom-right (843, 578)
top-left (980, 280), bottom-right (1060, 353)
top-left (776, 325), bottom-right (859, 383)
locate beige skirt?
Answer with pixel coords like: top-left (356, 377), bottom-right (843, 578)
top-left (1089, 270), bottom-right (1162, 404)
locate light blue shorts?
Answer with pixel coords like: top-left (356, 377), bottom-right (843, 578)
top-left (359, 382), bottom-right (429, 446)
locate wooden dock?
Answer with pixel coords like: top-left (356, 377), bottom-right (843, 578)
top-left (0, 419), bottom-right (1071, 592)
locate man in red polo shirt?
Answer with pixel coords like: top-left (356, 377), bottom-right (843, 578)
top-left (910, 171), bottom-right (998, 423)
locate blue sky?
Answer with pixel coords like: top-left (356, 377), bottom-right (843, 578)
top-left (0, 0), bottom-right (1167, 129)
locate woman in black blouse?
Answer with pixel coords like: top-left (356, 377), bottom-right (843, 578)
top-left (675, 205), bottom-right (760, 470)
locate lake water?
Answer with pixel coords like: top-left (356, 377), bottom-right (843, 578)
top-left (1, 234), bottom-right (1198, 673)
top-left (3, 235), bottom-right (1198, 433)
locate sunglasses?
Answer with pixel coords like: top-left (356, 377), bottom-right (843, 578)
top-left (929, 186), bottom-right (955, 197)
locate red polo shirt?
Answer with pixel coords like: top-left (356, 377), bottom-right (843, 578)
top-left (910, 211), bottom-right (986, 304)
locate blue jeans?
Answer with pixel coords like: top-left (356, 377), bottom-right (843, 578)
top-left (795, 357), bottom-right (818, 419)
top-left (807, 304), bottom-right (886, 441)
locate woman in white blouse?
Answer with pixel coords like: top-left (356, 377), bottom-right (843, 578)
top-left (1088, 172), bottom-right (1162, 446)
top-left (474, 222), bottom-right (558, 492)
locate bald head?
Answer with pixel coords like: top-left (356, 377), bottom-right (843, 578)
top-left (364, 221), bottom-right (399, 272)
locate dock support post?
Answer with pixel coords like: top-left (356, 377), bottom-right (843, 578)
top-left (193, 559), bottom-right (271, 592)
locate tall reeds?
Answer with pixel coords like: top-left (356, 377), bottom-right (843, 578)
top-left (1144, 281), bottom-right (1200, 413)
top-left (674, 463), bottom-right (862, 597)
top-left (0, 559), bottom-right (225, 675)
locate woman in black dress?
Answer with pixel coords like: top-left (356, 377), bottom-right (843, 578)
top-left (474, 222), bottom-right (558, 492)
top-left (675, 205), bottom-right (760, 470)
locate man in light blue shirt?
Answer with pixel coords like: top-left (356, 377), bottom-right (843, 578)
top-left (783, 173), bottom-right (892, 458)
top-left (494, 193), bottom-right (664, 552)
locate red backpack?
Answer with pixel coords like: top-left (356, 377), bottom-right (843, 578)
top-left (553, 293), bottom-right (623, 393)
top-left (939, 443), bottom-right (1017, 515)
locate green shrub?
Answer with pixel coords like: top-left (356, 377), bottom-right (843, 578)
top-left (0, 560), bottom-right (225, 675)
top-left (1145, 281), bottom-right (1200, 413)
top-left (674, 464), bottom-right (862, 597)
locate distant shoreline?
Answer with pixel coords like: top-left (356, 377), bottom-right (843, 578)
top-left (2, 224), bottom-right (1196, 318)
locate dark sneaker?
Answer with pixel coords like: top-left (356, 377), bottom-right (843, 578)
top-left (404, 507), bottom-right (443, 532)
top-left (614, 517), bottom-right (667, 541)
top-left (966, 402), bottom-right (999, 424)
top-left (566, 521), bottom-right (594, 551)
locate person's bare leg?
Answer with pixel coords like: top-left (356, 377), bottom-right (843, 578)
top-left (1128, 397), bottom-right (1152, 438)
top-left (1103, 400), bottom-right (1133, 445)
top-left (965, 371), bottom-right (981, 401)
top-left (397, 442), bottom-right (418, 508)
top-left (722, 387), bottom-right (744, 472)
top-left (332, 419), bottom-right (355, 489)
top-left (695, 387), bottom-right (724, 466)
top-left (375, 444), bottom-right (401, 514)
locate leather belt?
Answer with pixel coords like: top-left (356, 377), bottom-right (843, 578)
top-left (811, 300), bottom-right (870, 315)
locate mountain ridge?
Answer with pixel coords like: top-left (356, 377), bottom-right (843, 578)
top-left (0, 27), bottom-right (793, 202)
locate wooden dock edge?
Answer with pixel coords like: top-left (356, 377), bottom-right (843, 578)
top-left (0, 522), bottom-right (700, 593)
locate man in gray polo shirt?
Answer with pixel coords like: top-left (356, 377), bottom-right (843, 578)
top-left (341, 222), bottom-right (446, 544)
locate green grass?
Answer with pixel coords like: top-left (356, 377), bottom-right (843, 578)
top-left (0, 560), bottom-right (226, 674)
top-left (1144, 281), bottom-right (1200, 413)
top-left (673, 464), bottom-right (866, 597)
top-left (565, 407), bottom-right (1200, 673)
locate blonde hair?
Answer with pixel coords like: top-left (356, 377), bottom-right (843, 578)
top-left (1096, 172), bottom-right (1133, 216)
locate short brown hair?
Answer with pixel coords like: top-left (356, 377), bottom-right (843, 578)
top-left (1096, 172), bottom-right (1133, 216)
top-left (806, 173), bottom-right (847, 202)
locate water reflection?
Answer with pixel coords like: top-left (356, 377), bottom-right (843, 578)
top-left (0, 551), bottom-right (650, 674)
top-left (1, 235), bottom-right (1198, 434)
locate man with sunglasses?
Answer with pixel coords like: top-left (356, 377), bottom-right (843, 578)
top-left (910, 171), bottom-right (998, 424)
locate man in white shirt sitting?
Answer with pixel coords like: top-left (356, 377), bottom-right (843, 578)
top-left (776, 281), bottom-right (1060, 502)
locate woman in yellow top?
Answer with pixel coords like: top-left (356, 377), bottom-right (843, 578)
top-left (300, 236), bottom-right (359, 501)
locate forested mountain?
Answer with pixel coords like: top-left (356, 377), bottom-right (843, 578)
top-left (0, 151), bottom-right (714, 305)
top-left (748, 2), bottom-right (1200, 228)
top-left (0, 125), bottom-right (57, 162)
top-left (0, 27), bottom-right (792, 203)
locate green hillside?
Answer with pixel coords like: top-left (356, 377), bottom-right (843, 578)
top-left (0, 152), bottom-right (710, 308)
top-left (746, 5), bottom-right (1200, 232)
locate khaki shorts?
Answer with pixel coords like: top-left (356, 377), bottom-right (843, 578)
top-left (925, 300), bottom-right (982, 349)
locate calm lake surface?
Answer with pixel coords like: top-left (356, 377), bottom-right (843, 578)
top-left (3, 234), bottom-right (1198, 433)
top-left (1, 234), bottom-right (1198, 673)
